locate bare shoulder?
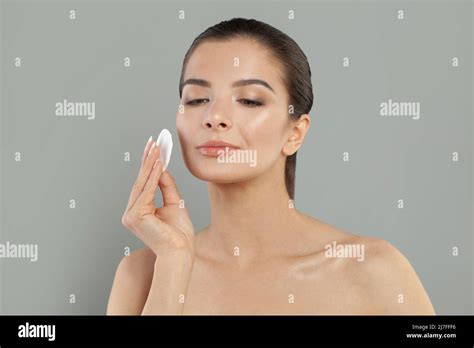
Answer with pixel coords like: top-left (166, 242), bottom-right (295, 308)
top-left (300, 215), bottom-right (435, 314)
top-left (118, 247), bottom-right (157, 271)
top-left (339, 235), bottom-right (436, 314)
top-left (106, 248), bottom-right (156, 315)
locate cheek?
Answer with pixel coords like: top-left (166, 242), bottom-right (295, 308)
top-left (176, 113), bottom-right (194, 146)
top-left (239, 109), bottom-right (287, 156)
top-left (176, 113), bottom-right (197, 171)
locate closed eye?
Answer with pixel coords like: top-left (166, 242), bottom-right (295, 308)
top-left (185, 99), bottom-right (208, 106)
top-left (185, 99), bottom-right (263, 107)
top-left (239, 99), bottom-right (263, 107)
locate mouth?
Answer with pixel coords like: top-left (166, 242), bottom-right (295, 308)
top-left (196, 140), bottom-right (240, 158)
top-left (198, 146), bottom-right (239, 157)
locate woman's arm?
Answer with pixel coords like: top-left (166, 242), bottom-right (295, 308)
top-left (141, 249), bottom-right (194, 315)
top-left (107, 136), bottom-right (196, 315)
top-left (107, 249), bottom-right (155, 315)
top-left (106, 247), bottom-right (194, 315)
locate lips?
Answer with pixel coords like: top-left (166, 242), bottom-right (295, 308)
top-left (197, 140), bottom-right (239, 157)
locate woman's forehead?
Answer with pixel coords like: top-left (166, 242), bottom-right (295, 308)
top-left (184, 39), bottom-right (284, 92)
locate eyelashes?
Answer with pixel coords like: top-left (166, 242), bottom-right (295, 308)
top-left (184, 98), bottom-right (264, 108)
top-left (240, 99), bottom-right (264, 107)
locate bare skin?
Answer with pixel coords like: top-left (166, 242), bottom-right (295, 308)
top-left (108, 221), bottom-right (435, 315)
top-left (107, 37), bottom-right (435, 315)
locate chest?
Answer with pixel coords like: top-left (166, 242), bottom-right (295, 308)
top-left (181, 258), bottom-right (367, 315)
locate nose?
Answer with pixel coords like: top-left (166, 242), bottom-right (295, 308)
top-left (202, 98), bottom-right (233, 130)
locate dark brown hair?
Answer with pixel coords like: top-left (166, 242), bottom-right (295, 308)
top-left (178, 18), bottom-right (314, 200)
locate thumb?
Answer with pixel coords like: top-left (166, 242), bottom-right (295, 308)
top-left (158, 170), bottom-right (182, 206)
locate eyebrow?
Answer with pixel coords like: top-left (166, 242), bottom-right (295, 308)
top-left (181, 78), bottom-right (276, 94)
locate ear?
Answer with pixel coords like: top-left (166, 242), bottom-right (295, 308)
top-left (282, 114), bottom-right (310, 156)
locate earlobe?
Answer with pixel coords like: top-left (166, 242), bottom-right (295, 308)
top-left (283, 114), bottom-right (310, 156)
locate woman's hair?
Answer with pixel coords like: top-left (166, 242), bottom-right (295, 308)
top-left (178, 18), bottom-right (314, 200)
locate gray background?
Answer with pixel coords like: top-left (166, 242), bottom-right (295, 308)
top-left (0, 0), bottom-right (472, 314)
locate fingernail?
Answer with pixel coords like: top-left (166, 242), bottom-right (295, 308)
top-left (148, 142), bottom-right (156, 156)
top-left (144, 136), bottom-right (152, 151)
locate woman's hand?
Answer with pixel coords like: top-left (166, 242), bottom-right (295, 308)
top-left (121, 137), bottom-right (195, 257)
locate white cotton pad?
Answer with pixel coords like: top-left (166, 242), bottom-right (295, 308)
top-left (156, 128), bottom-right (173, 172)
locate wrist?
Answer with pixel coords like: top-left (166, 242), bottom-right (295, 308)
top-left (154, 246), bottom-right (195, 265)
top-left (150, 237), bottom-right (194, 258)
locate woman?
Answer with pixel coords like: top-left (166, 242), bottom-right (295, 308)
top-left (107, 18), bottom-right (435, 315)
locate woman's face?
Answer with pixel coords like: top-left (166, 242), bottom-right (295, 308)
top-left (176, 38), bottom-right (294, 184)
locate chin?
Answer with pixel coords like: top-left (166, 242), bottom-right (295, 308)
top-left (185, 157), bottom-right (260, 184)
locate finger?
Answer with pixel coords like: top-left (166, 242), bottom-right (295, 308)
top-left (134, 157), bottom-right (164, 208)
top-left (158, 170), bottom-right (182, 206)
top-left (141, 136), bottom-right (154, 164)
top-left (126, 142), bottom-right (161, 211)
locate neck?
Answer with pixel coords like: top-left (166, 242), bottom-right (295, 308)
top-left (203, 162), bottom-right (304, 268)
